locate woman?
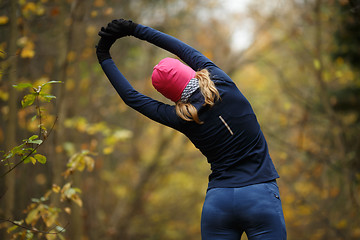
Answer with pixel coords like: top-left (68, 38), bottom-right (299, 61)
top-left (96, 19), bottom-right (286, 240)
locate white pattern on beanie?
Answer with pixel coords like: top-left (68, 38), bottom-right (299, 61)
top-left (180, 78), bottom-right (199, 102)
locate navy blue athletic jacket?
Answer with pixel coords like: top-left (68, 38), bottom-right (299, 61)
top-left (100, 24), bottom-right (279, 190)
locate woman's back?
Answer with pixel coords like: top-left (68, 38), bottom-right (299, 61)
top-left (179, 73), bottom-right (278, 190)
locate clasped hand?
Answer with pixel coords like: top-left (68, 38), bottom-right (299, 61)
top-left (98, 19), bottom-right (138, 39)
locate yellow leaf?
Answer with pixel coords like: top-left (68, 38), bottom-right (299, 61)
top-left (84, 156), bottom-right (95, 172)
top-left (67, 51), bottom-right (76, 62)
top-left (42, 210), bottom-right (58, 227)
top-left (35, 4), bottom-right (45, 16)
top-left (65, 78), bottom-right (75, 91)
top-left (103, 146), bottom-right (114, 155)
top-left (0, 90), bottom-right (9, 101)
top-left (336, 219), bottom-right (347, 229)
top-left (71, 194), bottom-right (83, 207)
top-left (25, 208), bottom-right (40, 225)
top-left (90, 10), bottom-right (98, 18)
top-left (94, 0), bottom-right (105, 7)
top-left (114, 185), bottom-right (129, 198)
top-left (30, 156), bottom-right (36, 165)
top-left (46, 233), bottom-right (57, 240)
top-left (21, 40), bottom-right (35, 58)
top-left (298, 205), bottom-right (312, 216)
top-left (104, 7), bottom-right (114, 16)
top-left (313, 59), bottom-right (321, 70)
top-left (0, 16), bottom-right (9, 25)
top-left (64, 207), bottom-right (71, 215)
top-left (61, 183), bottom-right (71, 193)
top-left (86, 25), bottom-right (97, 36)
top-left (23, 2), bottom-right (36, 12)
top-left (44, 190), bottom-right (52, 199)
top-left (17, 36), bottom-right (28, 47)
top-left (52, 184), bottom-right (61, 193)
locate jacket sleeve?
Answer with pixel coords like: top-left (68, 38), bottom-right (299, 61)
top-left (133, 24), bottom-right (234, 84)
top-left (133, 24), bottom-right (216, 71)
top-left (100, 59), bottom-right (181, 129)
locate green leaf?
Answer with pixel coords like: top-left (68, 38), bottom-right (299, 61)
top-left (41, 81), bottom-right (62, 88)
top-left (34, 154), bottom-right (46, 164)
top-left (13, 83), bottom-right (33, 89)
top-left (55, 225), bottom-right (66, 233)
top-left (21, 94), bottom-right (36, 107)
top-left (18, 147), bottom-right (35, 156)
top-left (23, 156), bottom-right (31, 164)
top-left (40, 93), bottom-right (56, 102)
top-left (4, 151), bottom-right (14, 160)
top-left (39, 196), bottom-right (48, 202)
top-left (28, 139), bottom-right (43, 145)
top-left (29, 135), bottom-right (39, 141)
top-left (31, 198), bottom-right (40, 203)
top-left (11, 143), bottom-right (27, 155)
top-left (25, 230), bottom-right (34, 239)
top-left (7, 225), bottom-right (18, 233)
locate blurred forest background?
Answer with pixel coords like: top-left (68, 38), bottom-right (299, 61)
top-left (1, 0), bottom-right (360, 239)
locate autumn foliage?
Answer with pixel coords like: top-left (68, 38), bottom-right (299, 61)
top-left (1, 0), bottom-right (360, 240)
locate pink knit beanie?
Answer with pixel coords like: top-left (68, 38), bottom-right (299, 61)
top-left (152, 58), bottom-right (196, 102)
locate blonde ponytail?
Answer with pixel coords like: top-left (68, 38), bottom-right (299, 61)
top-left (175, 69), bottom-right (220, 124)
top-left (197, 69), bottom-right (220, 107)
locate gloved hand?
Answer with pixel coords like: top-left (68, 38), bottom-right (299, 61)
top-left (98, 19), bottom-right (138, 39)
top-left (95, 37), bottom-right (116, 63)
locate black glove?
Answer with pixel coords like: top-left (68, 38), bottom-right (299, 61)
top-left (98, 19), bottom-right (138, 39)
top-left (95, 37), bottom-right (116, 63)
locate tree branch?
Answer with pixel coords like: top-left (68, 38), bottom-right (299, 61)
top-left (1, 116), bottom-right (58, 178)
top-left (0, 218), bottom-right (68, 235)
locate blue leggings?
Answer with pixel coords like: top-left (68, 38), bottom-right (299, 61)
top-left (201, 181), bottom-right (286, 240)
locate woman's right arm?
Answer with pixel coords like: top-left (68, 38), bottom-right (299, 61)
top-left (133, 24), bottom-right (215, 72)
top-left (133, 24), bottom-right (235, 85)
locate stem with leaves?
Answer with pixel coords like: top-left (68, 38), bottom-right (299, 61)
top-left (0, 81), bottom-right (61, 177)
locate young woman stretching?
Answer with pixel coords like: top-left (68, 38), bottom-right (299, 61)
top-left (96, 19), bottom-right (286, 240)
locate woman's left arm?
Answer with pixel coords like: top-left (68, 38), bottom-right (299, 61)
top-left (96, 33), bottom-right (180, 128)
top-left (100, 58), bottom-right (180, 128)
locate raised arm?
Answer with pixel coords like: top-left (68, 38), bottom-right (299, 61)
top-left (99, 19), bottom-right (215, 71)
top-left (95, 23), bottom-right (181, 129)
top-left (133, 24), bottom-right (215, 71)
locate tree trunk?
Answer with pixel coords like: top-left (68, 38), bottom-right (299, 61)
top-left (50, 0), bottom-right (90, 238)
top-left (49, 0), bottom-right (70, 232)
top-left (2, 1), bottom-right (18, 240)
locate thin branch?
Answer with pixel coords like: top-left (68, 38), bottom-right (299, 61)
top-left (0, 218), bottom-right (68, 235)
top-left (1, 116), bottom-right (58, 178)
top-left (36, 94), bottom-right (43, 138)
